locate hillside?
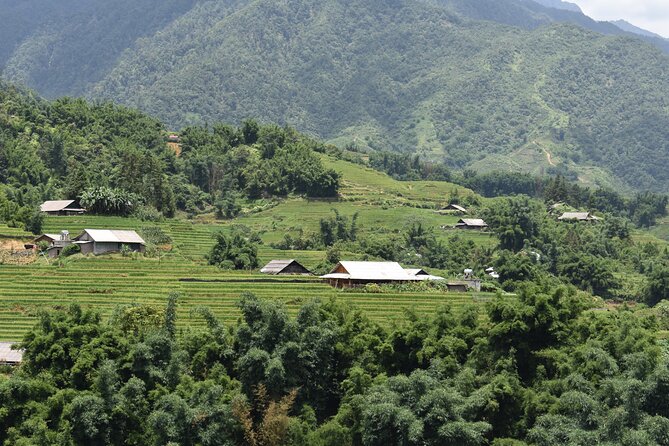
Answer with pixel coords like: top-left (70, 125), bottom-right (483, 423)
top-left (94, 0), bottom-right (669, 192)
top-left (1, 0), bottom-right (669, 192)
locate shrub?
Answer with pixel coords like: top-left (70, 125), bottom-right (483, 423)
top-left (207, 231), bottom-right (259, 270)
top-left (60, 244), bottom-right (81, 257)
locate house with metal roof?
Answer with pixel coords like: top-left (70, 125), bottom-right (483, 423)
top-left (0, 342), bottom-right (23, 365)
top-left (321, 261), bottom-right (444, 288)
top-left (455, 218), bottom-right (489, 230)
top-left (39, 200), bottom-right (85, 216)
top-left (558, 212), bottom-right (601, 222)
top-left (73, 229), bottom-right (146, 255)
top-left (35, 230), bottom-right (74, 258)
top-left (441, 204), bottom-right (468, 214)
top-left (260, 259), bottom-right (311, 275)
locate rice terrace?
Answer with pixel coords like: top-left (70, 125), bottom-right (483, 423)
top-left (0, 157), bottom-right (499, 341)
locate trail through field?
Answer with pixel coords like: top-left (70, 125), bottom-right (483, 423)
top-left (532, 140), bottom-right (556, 166)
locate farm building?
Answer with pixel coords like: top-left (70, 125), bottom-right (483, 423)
top-left (321, 261), bottom-right (421, 288)
top-left (321, 261), bottom-right (444, 288)
top-left (260, 259), bottom-right (311, 275)
top-left (37, 230), bottom-right (74, 258)
top-left (39, 200), bottom-right (85, 216)
top-left (455, 218), bottom-right (489, 230)
top-left (0, 342), bottom-right (23, 365)
top-left (442, 204), bottom-right (468, 214)
top-left (73, 229), bottom-right (146, 255)
top-left (34, 233), bottom-right (62, 245)
top-left (558, 212), bottom-right (601, 222)
top-left (446, 282), bottom-right (469, 292)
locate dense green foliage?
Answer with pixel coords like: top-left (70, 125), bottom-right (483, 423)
top-left (3, 286), bottom-right (669, 444)
top-left (208, 231), bottom-right (260, 270)
top-left (0, 82), bottom-right (339, 225)
top-left (1, 0), bottom-right (668, 191)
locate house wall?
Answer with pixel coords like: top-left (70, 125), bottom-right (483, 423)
top-left (93, 242), bottom-right (144, 255)
top-left (79, 243), bottom-right (94, 255)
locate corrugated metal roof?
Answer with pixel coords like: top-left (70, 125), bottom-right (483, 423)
top-left (559, 212), bottom-right (593, 220)
top-left (0, 342), bottom-right (23, 363)
top-left (260, 259), bottom-right (309, 274)
top-left (77, 229), bottom-right (145, 244)
top-left (446, 204), bottom-right (468, 212)
top-left (40, 200), bottom-right (76, 212)
top-left (458, 219), bottom-right (488, 227)
top-left (415, 274), bottom-right (445, 281)
top-left (35, 233), bottom-right (61, 242)
top-left (321, 261), bottom-right (420, 281)
top-left (405, 268), bottom-right (428, 276)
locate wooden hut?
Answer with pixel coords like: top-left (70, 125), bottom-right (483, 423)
top-left (260, 259), bottom-right (311, 275)
top-left (455, 218), bottom-right (489, 230)
top-left (441, 204), bottom-right (468, 214)
top-left (558, 212), bottom-right (601, 222)
top-left (39, 200), bottom-right (85, 216)
top-left (0, 342), bottom-right (23, 366)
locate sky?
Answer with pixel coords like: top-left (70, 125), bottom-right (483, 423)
top-left (574, 0), bottom-right (669, 38)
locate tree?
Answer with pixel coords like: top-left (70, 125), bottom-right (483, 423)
top-left (645, 267), bottom-right (669, 307)
top-left (207, 231), bottom-right (259, 270)
top-left (24, 208), bottom-right (44, 235)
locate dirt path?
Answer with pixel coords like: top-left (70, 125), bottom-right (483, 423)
top-left (532, 140), bottom-right (556, 166)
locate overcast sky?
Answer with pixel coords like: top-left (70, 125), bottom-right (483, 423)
top-left (574, 0), bottom-right (669, 38)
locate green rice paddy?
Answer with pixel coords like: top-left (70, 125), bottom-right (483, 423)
top-left (0, 159), bottom-right (499, 340)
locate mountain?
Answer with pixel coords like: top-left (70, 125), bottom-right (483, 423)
top-left (0, 0), bottom-right (201, 98)
top-left (611, 20), bottom-right (668, 40)
top-left (1, 0), bottom-right (668, 193)
top-left (532, 0), bottom-right (582, 13)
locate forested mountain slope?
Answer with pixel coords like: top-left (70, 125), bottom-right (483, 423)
top-left (92, 0), bottom-right (669, 191)
top-left (0, 0), bottom-right (202, 97)
top-left (1, 0), bottom-right (668, 192)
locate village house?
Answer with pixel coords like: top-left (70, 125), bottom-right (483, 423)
top-left (37, 230), bottom-right (74, 258)
top-left (455, 218), bottom-right (489, 230)
top-left (39, 200), bottom-right (85, 216)
top-left (441, 204), bottom-right (468, 214)
top-left (73, 229), bottom-right (146, 255)
top-left (558, 212), bottom-right (601, 222)
top-left (0, 342), bottom-right (23, 366)
top-left (321, 261), bottom-right (444, 288)
top-left (260, 259), bottom-right (311, 275)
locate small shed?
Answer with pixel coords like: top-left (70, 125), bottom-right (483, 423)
top-left (442, 204), bottom-right (468, 214)
top-left (34, 233), bottom-right (61, 245)
top-left (36, 231), bottom-right (73, 258)
top-left (558, 212), bottom-right (601, 222)
top-left (455, 218), bottom-right (489, 230)
top-left (40, 200), bottom-right (85, 216)
top-left (446, 282), bottom-right (469, 292)
top-left (74, 229), bottom-right (146, 255)
top-left (260, 259), bottom-right (311, 275)
top-left (0, 342), bottom-right (23, 366)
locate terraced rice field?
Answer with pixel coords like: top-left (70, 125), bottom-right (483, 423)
top-left (0, 160), bottom-right (500, 340)
top-left (0, 257), bottom-right (492, 341)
